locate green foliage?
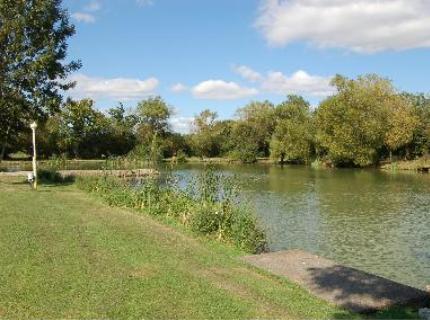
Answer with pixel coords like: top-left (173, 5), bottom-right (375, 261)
top-left (37, 99), bottom-right (136, 159)
top-left (0, 0), bottom-right (80, 160)
top-left (236, 101), bottom-right (276, 157)
top-left (384, 97), bottom-right (419, 158)
top-left (229, 122), bottom-right (260, 163)
top-left (403, 93), bottom-right (430, 157)
top-left (77, 167), bottom-right (266, 253)
top-left (175, 150), bottom-right (187, 163)
top-left (271, 95), bottom-right (313, 163)
top-left (190, 109), bottom-right (221, 158)
top-left (136, 96), bottom-right (171, 135)
top-left (315, 74), bottom-right (406, 167)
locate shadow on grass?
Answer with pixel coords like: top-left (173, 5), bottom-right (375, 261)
top-left (38, 169), bottom-right (76, 186)
top-left (10, 174), bottom-right (75, 188)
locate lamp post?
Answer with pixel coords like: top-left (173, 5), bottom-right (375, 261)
top-left (30, 121), bottom-right (37, 189)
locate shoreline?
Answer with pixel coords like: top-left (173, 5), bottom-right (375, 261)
top-left (2, 157), bottom-right (430, 173)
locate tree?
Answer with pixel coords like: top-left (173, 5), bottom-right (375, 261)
top-left (403, 93), bottom-right (430, 157)
top-left (384, 98), bottom-right (419, 160)
top-left (315, 74), bottom-right (395, 167)
top-left (236, 101), bottom-right (275, 157)
top-left (136, 96), bottom-right (171, 135)
top-left (271, 95), bottom-right (313, 164)
top-left (213, 120), bottom-right (235, 156)
top-left (107, 104), bottom-right (138, 156)
top-left (0, 0), bottom-right (80, 159)
top-left (59, 99), bottom-right (114, 158)
top-left (191, 109), bottom-right (220, 158)
top-left (135, 96), bottom-right (171, 160)
top-left (230, 121), bottom-right (260, 163)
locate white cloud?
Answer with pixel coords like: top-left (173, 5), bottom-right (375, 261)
top-left (192, 80), bottom-right (258, 100)
top-left (261, 70), bottom-right (334, 97)
top-left (256, 0), bottom-right (430, 53)
top-left (136, 0), bottom-right (153, 7)
top-left (71, 12), bottom-right (96, 23)
top-left (84, 0), bottom-right (102, 12)
top-left (233, 65), bottom-right (262, 82)
top-left (169, 116), bottom-right (194, 134)
top-left (233, 65), bottom-right (334, 97)
top-left (68, 74), bottom-right (159, 100)
top-left (171, 83), bottom-right (188, 93)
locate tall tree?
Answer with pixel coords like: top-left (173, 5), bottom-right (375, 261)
top-left (107, 103), bottom-right (138, 155)
top-left (403, 93), bottom-right (430, 157)
top-left (271, 95), bottom-right (313, 164)
top-left (191, 109), bottom-right (220, 158)
top-left (230, 121), bottom-right (260, 163)
top-left (236, 101), bottom-right (275, 157)
top-left (136, 96), bottom-right (171, 135)
top-left (135, 96), bottom-right (171, 160)
top-left (315, 74), bottom-right (395, 167)
top-left (384, 98), bottom-right (419, 161)
top-left (0, 0), bottom-right (80, 159)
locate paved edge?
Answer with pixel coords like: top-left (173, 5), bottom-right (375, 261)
top-left (243, 250), bottom-right (430, 313)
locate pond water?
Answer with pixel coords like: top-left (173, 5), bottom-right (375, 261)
top-left (167, 163), bottom-right (430, 290)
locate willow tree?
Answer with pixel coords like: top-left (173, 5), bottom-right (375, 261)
top-left (0, 0), bottom-right (80, 160)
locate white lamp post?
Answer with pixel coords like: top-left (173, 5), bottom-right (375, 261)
top-left (30, 121), bottom-right (38, 189)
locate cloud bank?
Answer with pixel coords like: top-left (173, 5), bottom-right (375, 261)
top-left (256, 0), bottom-right (430, 53)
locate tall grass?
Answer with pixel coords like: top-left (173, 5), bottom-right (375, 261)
top-left (77, 167), bottom-right (266, 253)
top-left (0, 156), bottom-right (152, 172)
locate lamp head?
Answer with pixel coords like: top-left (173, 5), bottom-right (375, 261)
top-left (30, 121), bottom-right (37, 130)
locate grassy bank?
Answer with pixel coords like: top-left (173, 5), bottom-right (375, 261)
top-left (0, 177), bottom-right (420, 318)
top-left (0, 177), bottom-right (353, 319)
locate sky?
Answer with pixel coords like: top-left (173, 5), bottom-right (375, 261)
top-left (63, 0), bottom-right (430, 132)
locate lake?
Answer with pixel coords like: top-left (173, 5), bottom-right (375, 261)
top-left (168, 163), bottom-right (430, 290)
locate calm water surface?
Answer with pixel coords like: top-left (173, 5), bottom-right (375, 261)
top-left (169, 163), bottom-right (430, 289)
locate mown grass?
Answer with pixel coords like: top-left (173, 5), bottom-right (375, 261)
top-left (0, 177), bottom-right (420, 319)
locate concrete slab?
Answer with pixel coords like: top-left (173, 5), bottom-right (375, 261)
top-left (243, 250), bottom-right (430, 313)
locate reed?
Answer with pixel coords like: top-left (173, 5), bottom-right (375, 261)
top-left (76, 167), bottom-right (266, 253)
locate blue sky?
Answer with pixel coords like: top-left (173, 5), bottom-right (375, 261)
top-left (64, 0), bottom-right (430, 132)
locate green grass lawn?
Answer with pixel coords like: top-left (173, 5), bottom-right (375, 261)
top-left (0, 178), bottom-right (418, 319)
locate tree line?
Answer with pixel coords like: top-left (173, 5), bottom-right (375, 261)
top-left (2, 74), bottom-right (429, 168)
